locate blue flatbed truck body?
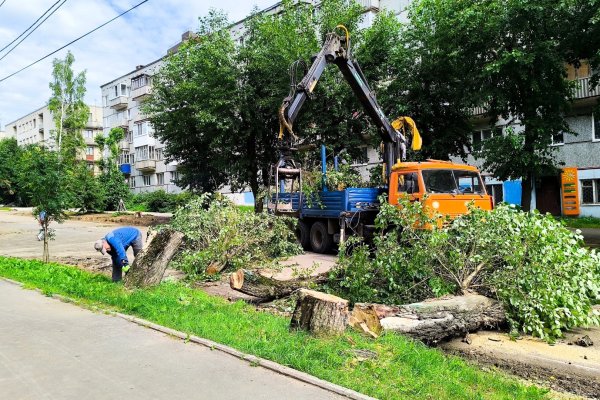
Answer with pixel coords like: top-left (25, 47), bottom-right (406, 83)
top-left (276, 187), bottom-right (385, 218)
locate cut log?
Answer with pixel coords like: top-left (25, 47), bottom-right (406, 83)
top-left (290, 289), bottom-right (349, 336)
top-left (229, 269), bottom-right (328, 302)
top-left (377, 294), bottom-right (506, 344)
top-left (124, 229), bottom-right (184, 288)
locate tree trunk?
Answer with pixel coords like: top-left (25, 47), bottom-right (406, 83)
top-left (290, 289), bottom-right (349, 336)
top-left (229, 268), bottom-right (328, 302)
top-left (124, 229), bottom-right (184, 288)
top-left (42, 221), bottom-right (49, 263)
top-left (521, 173), bottom-right (533, 212)
top-left (370, 294), bottom-right (506, 344)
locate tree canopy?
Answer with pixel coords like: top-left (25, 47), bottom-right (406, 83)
top-left (145, 0), bottom-right (381, 209)
top-left (146, 0), bottom-right (599, 211)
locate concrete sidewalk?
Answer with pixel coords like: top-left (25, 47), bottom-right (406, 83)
top-left (0, 280), bottom-right (345, 400)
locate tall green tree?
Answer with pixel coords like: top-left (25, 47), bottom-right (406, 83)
top-left (18, 145), bottom-right (69, 262)
top-left (48, 51), bottom-right (89, 162)
top-left (0, 138), bottom-right (23, 204)
top-left (385, 0), bottom-right (600, 210)
top-left (145, 0), bottom-right (371, 211)
top-left (95, 127), bottom-right (130, 210)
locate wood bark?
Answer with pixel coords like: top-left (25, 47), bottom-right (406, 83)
top-left (229, 269), bottom-right (328, 302)
top-left (373, 294), bottom-right (506, 344)
top-left (124, 229), bottom-right (184, 288)
top-left (290, 289), bottom-right (349, 336)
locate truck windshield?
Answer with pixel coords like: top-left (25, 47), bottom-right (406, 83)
top-left (422, 169), bottom-right (485, 194)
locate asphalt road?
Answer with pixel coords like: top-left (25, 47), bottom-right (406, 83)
top-left (0, 280), bottom-right (344, 400)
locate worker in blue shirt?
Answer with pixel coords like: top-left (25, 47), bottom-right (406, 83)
top-left (94, 227), bottom-right (143, 282)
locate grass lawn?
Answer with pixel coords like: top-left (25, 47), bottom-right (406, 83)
top-left (0, 257), bottom-right (548, 400)
top-left (560, 216), bottom-right (600, 229)
top-left (0, 206), bottom-right (12, 211)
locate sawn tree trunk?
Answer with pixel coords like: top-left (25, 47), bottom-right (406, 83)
top-left (124, 229), bottom-right (184, 288)
top-left (290, 289), bottom-right (349, 336)
top-left (350, 294), bottom-right (506, 344)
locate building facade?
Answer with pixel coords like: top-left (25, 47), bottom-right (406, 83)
top-left (5, 105), bottom-right (104, 173)
top-left (100, 59), bottom-right (178, 194)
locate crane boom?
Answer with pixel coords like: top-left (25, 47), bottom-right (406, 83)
top-left (278, 26), bottom-right (411, 181)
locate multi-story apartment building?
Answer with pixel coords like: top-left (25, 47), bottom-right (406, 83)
top-left (100, 59), bottom-right (175, 194)
top-left (5, 105), bottom-right (104, 173)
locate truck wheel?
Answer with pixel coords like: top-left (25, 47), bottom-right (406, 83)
top-left (310, 221), bottom-right (333, 254)
top-left (296, 221), bottom-right (311, 250)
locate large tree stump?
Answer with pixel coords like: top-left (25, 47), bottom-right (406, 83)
top-left (290, 289), bottom-right (349, 336)
top-left (376, 294), bottom-right (506, 344)
top-left (124, 229), bottom-right (184, 288)
top-left (230, 269), bottom-right (328, 302)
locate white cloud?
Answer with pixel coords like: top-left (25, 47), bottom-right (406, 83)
top-left (0, 0), bottom-right (276, 127)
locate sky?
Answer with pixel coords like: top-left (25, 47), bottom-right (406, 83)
top-left (0, 0), bottom-right (276, 127)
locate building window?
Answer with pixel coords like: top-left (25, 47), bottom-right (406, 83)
top-left (131, 74), bottom-right (151, 90)
top-left (551, 132), bottom-right (564, 145)
top-left (135, 145), bottom-right (149, 160)
top-left (85, 130), bottom-right (94, 139)
top-left (134, 145), bottom-right (155, 161)
top-left (157, 172), bottom-right (164, 185)
top-left (156, 148), bottom-right (163, 161)
top-left (126, 130), bottom-right (133, 142)
top-left (581, 179), bottom-right (600, 204)
top-left (119, 151), bottom-right (130, 165)
top-left (87, 163), bottom-right (94, 171)
top-left (134, 122), bottom-right (148, 137)
top-left (86, 146), bottom-right (94, 156)
top-left (142, 175), bottom-right (151, 187)
top-left (130, 177), bottom-right (136, 189)
top-left (594, 113), bottom-right (600, 142)
top-left (171, 171), bottom-right (179, 183)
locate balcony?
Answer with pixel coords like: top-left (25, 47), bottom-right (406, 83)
top-left (119, 163), bottom-right (132, 175)
top-left (119, 140), bottom-right (130, 150)
top-left (135, 159), bottom-right (156, 172)
top-left (573, 77), bottom-right (599, 100)
top-left (131, 85), bottom-right (152, 101)
top-left (109, 95), bottom-right (128, 110)
top-left (115, 116), bottom-right (129, 129)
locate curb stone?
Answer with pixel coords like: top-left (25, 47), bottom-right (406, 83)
top-left (1, 277), bottom-right (377, 400)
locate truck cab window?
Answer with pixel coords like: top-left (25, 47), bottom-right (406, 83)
top-left (422, 170), bottom-right (457, 193)
top-left (398, 172), bottom-right (419, 194)
top-left (455, 171), bottom-right (485, 194)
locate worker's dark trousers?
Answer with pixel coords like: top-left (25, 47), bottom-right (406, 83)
top-left (112, 233), bottom-right (144, 282)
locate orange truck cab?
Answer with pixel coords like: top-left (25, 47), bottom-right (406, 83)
top-left (388, 160), bottom-right (494, 217)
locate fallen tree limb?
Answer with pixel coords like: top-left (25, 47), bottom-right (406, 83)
top-left (229, 268), bottom-right (328, 302)
top-left (352, 294), bottom-right (506, 344)
top-left (124, 229), bottom-right (184, 288)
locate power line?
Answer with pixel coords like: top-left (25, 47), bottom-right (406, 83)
top-left (0, 0), bottom-right (68, 62)
top-left (0, 1), bottom-right (6, 10)
top-left (0, 0), bottom-right (150, 85)
top-left (0, 0), bottom-right (64, 54)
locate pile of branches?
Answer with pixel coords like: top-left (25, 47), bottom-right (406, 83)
top-left (330, 199), bottom-right (600, 341)
top-left (169, 194), bottom-right (302, 279)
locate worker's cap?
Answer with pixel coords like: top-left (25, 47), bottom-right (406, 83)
top-left (94, 239), bottom-right (106, 255)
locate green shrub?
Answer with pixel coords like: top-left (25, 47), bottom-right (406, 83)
top-left (126, 190), bottom-right (199, 213)
top-left (330, 199), bottom-right (600, 341)
top-left (169, 194), bottom-right (302, 278)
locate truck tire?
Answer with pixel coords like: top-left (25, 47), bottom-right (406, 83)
top-left (296, 220), bottom-right (311, 250)
top-left (310, 221), bottom-right (333, 254)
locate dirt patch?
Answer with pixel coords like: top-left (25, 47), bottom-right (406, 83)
top-left (442, 329), bottom-right (600, 399)
top-left (70, 213), bottom-right (170, 227)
